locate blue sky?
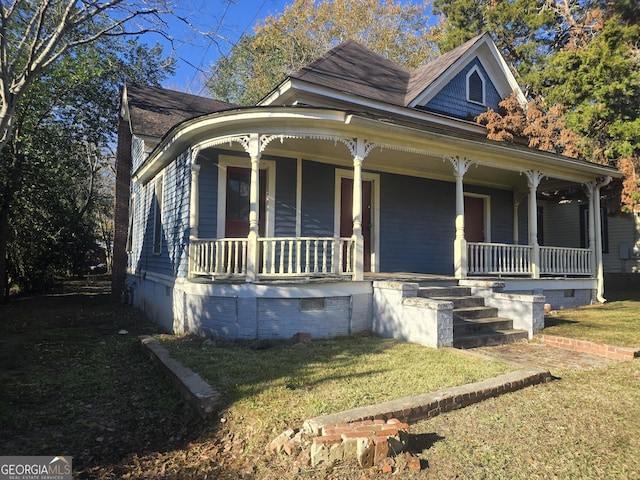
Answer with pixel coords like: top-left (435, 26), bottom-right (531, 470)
top-left (152, 0), bottom-right (433, 95)
top-left (153, 0), bottom-right (292, 94)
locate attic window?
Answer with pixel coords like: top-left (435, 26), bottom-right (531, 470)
top-left (467, 67), bottom-right (485, 105)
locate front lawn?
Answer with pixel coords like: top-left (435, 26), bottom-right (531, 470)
top-left (159, 334), bottom-right (515, 461)
top-left (542, 289), bottom-right (640, 347)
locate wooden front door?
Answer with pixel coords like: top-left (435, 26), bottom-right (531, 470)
top-left (464, 196), bottom-right (485, 242)
top-left (225, 167), bottom-right (266, 237)
top-left (340, 178), bottom-right (372, 272)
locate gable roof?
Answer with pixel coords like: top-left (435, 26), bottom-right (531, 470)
top-left (405, 33), bottom-right (486, 105)
top-left (123, 83), bottom-right (236, 138)
top-left (290, 40), bottom-right (410, 106)
top-left (265, 33), bottom-right (525, 112)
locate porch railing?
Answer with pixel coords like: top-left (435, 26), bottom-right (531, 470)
top-left (468, 242), bottom-right (593, 276)
top-left (468, 242), bottom-right (532, 275)
top-left (258, 237), bottom-right (354, 277)
top-left (189, 236), bottom-right (354, 278)
top-left (540, 246), bottom-right (592, 275)
top-left (189, 238), bottom-right (248, 276)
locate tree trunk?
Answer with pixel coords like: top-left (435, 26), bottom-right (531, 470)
top-left (0, 203), bottom-right (9, 301)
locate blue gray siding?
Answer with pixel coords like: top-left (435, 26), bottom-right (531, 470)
top-left (131, 136), bottom-right (146, 172)
top-left (197, 156), bottom-right (219, 238)
top-left (273, 156), bottom-right (297, 236)
top-left (424, 58), bottom-right (502, 119)
top-left (379, 173), bottom-right (456, 274)
top-left (301, 160), bottom-right (334, 236)
top-left (131, 150), bottom-right (192, 279)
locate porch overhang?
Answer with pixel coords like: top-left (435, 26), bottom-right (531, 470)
top-left (131, 105), bottom-right (621, 187)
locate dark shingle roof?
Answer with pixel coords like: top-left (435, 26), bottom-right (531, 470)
top-left (125, 83), bottom-right (236, 138)
top-left (289, 34), bottom-right (488, 108)
top-left (290, 40), bottom-right (411, 106)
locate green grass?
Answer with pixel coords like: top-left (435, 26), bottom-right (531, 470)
top-left (542, 290), bottom-right (640, 347)
top-left (5, 278), bottom-right (640, 479)
top-left (411, 360), bottom-right (640, 479)
top-left (159, 335), bottom-right (515, 456)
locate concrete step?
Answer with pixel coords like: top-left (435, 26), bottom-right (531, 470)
top-left (453, 305), bottom-right (499, 320)
top-left (453, 330), bottom-right (529, 349)
top-left (418, 286), bottom-right (472, 298)
top-left (453, 317), bottom-right (514, 335)
top-left (430, 295), bottom-right (485, 309)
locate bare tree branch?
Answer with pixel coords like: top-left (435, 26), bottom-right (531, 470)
top-left (0, 0), bottom-right (173, 155)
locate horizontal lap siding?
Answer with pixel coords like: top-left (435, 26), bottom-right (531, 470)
top-left (379, 174), bottom-right (455, 274)
top-left (274, 157), bottom-right (297, 236)
top-left (131, 136), bottom-right (146, 172)
top-left (544, 203), bottom-right (581, 247)
top-left (301, 160), bottom-right (334, 236)
top-left (198, 156), bottom-right (218, 238)
top-left (162, 151), bottom-right (191, 277)
top-left (140, 151), bottom-right (191, 278)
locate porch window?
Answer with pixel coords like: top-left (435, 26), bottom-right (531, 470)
top-left (153, 176), bottom-right (163, 255)
top-left (467, 66), bottom-right (485, 105)
top-left (579, 205), bottom-right (609, 253)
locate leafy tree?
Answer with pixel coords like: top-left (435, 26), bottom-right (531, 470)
top-left (0, 0), bottom-right (171, 157)
top-left (1, 38), bottom-right (174, 296)
top-left (432, 0), bottom-right (557, 93)
top-left (476, 92), bottom-right (581, 158)
top-left (207, 0), bottom-right (443, 105)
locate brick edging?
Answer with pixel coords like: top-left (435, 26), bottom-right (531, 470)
top-left (537, 335), bottom-right (640, 361)
top-left (138, 335), bottom-right (222, 418)
top-left (304, 368), bottom-right (551, 435)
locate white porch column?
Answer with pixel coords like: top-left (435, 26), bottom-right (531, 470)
top-left (352, 139), bottom-right (365, 281)
top-left (594, 176), bottom-right (612, 302)
top-left (448, 156), bottom-right (472, 279)
top-left (583, 182), bottom-right (597, 276)
top-left (525, 170), bottom-right (544, 278)
top-left (189, 162), bottom-right (201, 239)
top-left (246, 133), bottom-right (261, 282)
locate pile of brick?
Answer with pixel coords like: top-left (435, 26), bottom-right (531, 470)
top-left (310, 418), bottom-right (421, 472)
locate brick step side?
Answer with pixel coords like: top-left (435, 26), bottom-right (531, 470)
top-left (453, 330), bottom-right (529, 349)
top-left (453, 305), bottom-right (499, 320)
top-left (454, 317), bottom-right (514, 335)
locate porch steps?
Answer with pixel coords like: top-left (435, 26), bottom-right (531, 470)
top-left (418, 285), bottom-right (529, 349)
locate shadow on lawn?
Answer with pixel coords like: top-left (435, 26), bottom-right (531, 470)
top-left (544, 316), bottom-right (580, 328)
top-left (0, 278), bottom-right (245, 479)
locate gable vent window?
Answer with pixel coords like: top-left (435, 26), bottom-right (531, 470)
top-left (467, 67), bottom-right (485, 105)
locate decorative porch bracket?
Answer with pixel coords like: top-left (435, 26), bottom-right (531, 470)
top-left (523, 170), bottom-right (546, 279)
top-left (446, 156), bottom-right (474, 279)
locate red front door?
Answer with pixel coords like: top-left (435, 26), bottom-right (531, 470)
top-left (464, 196), bottom-right (485, 242)
top-left (225, 167), bottom-right (266, 237)
top-left (340, 178), bottom-right (372, 272)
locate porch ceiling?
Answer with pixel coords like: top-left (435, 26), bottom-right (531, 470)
top-left (251, 137), bottom-right (592, 192)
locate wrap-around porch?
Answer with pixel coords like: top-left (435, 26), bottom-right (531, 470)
top-left (180, 124), bottom-right (612, 298)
